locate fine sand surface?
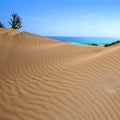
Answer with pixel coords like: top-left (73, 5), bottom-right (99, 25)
top-left (1, 28), bottom-right (120, 120)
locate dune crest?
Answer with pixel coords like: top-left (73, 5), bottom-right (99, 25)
top-left (0, 28), bottom-right (120, 120)
top-left (0, 28), bottom-right (20, 35)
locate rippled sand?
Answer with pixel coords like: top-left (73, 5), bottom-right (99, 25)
top-left (0, 28), bottom-right (120, 120)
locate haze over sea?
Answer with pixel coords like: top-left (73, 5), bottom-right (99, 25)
top-left (48, 36), bottom-right (119, 44)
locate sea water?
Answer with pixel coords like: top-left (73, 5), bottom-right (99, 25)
top-left (48, 36), bottom-right (119, 44)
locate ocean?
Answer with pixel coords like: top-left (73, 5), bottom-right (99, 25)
top-left (47, 36), bottom-right (119, 44)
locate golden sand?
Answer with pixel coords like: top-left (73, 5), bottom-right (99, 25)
top-left (0, 28), bottom-right (120, 120)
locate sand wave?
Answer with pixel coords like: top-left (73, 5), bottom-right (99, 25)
top-left (0, 28), bottom-right (120, 120)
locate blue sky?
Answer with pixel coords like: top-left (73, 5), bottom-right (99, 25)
top-left (1, 0), bottom-right (120, 37)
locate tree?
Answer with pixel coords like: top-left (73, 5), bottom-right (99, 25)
top-left (0, 22), bottom-right (5, 28)
top-left (8, 13), bottom-right (22, 29)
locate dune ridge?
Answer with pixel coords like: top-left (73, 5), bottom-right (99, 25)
top-left (0, 28), bottom-right (120, 120)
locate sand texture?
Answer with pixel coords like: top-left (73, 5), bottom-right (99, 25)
top-left (1, 28), bottom-right (120, 120)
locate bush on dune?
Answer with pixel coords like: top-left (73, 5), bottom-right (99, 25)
top-left (104, 40), bottom-right (120, 47)
top-left (0, 22), bottom-right (5, 28)
top-left (8, 13), bottom-right (22, 29)
top-left (89, 43), bottom-right (98, 46)
top-left (0, 13), bottom-right (22, 29)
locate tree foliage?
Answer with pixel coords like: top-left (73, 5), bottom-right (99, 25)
top-left (8, 13), bottom-right (22, 29)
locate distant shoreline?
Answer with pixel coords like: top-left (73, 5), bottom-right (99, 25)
top-left (47, 36), bottom-right (119, 44)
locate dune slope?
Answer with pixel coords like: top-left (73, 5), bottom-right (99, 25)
top-left (0, 28), bottom-right (120, 120)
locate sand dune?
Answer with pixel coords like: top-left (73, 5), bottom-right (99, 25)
top-left (0, 28), bottom-right (120, 120)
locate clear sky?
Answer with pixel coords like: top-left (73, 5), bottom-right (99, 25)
top-left (1, 0), bottom-right (120, 37)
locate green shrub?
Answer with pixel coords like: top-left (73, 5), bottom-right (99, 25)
top-left (104, 40), bottom-right (120, 47)
top-left (89, 43), bottom-right (98, 46)
top-left (0, 22), bottom-right (5, 28)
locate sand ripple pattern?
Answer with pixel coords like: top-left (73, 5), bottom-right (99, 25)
top-left (0, 29), bottom-right (120, 120)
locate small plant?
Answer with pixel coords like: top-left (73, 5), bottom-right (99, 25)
top-left (0, 22), bottom-right (5, 28)
top-left (8, 13), bottom-right (22, 29)
top-left (104, 40), bottom-right (120, 47)
top-left (89, 43), bottom-right (98, 46)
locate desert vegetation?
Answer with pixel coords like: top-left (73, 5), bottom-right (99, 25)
top-left (104, 40), bottom-right (120, 47)
top-left (0, 13), bottom-right (22, 29)
top-left (0, 22), bottom-right (5, 28)
top-left (89, 43), bottom-right (98, 46)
